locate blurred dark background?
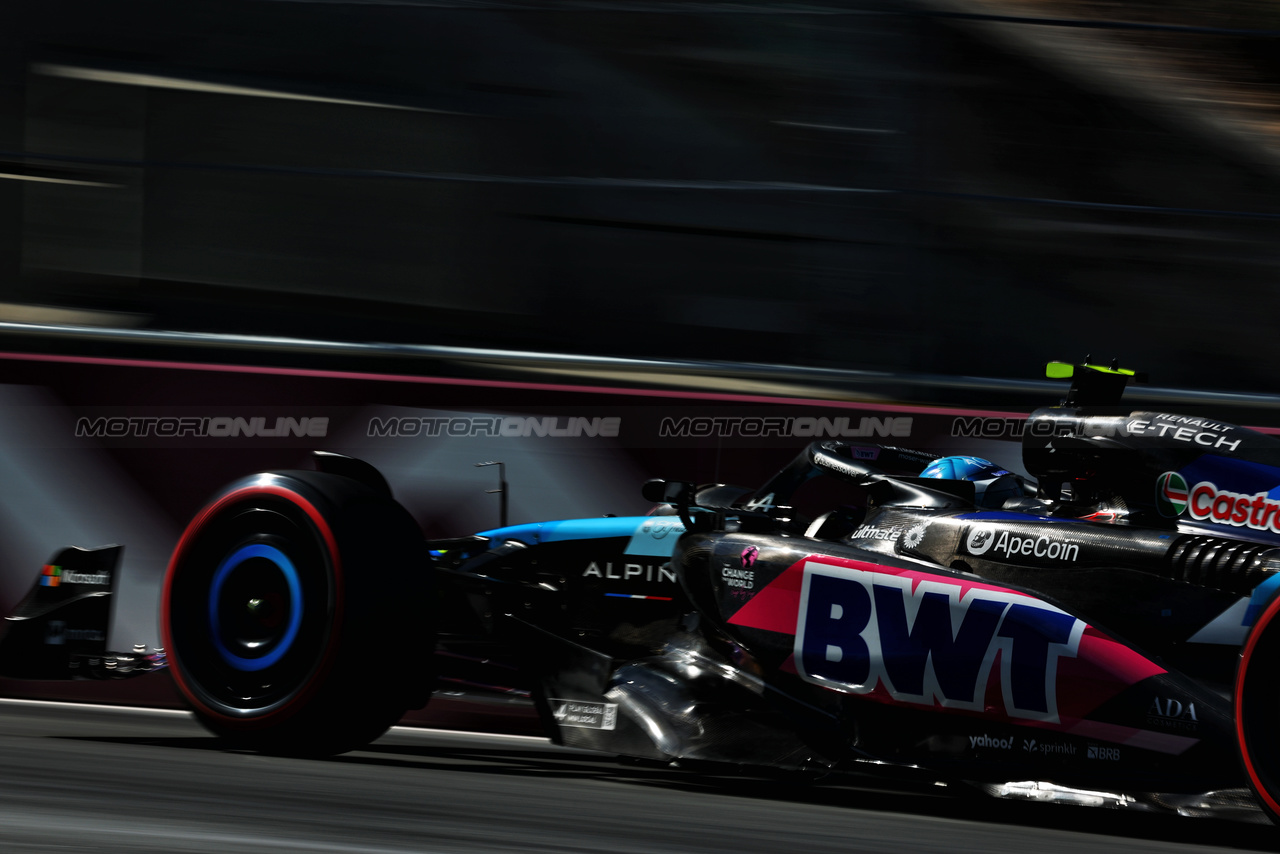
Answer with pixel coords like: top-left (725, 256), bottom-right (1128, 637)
top-left (0, 0), bottom-right (1278, 389)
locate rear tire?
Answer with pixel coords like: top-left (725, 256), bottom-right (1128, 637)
top-left (1235, 591), bottom-right (1280, 823)
top-left (162, 470), bottom-right (431, 756)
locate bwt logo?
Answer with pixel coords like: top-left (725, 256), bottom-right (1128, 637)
top-left (795, 563), bottom-right (1084, 722)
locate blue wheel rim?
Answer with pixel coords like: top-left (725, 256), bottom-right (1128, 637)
top-left (209, 543), bottom-right (303, 672)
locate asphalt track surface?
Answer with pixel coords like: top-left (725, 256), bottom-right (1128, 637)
top-left (2, 700), bottom-right (1279, 854)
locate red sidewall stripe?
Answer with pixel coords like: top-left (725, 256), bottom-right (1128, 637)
top-left (161, 482), bottom-right (345, 726)
top-left (1235, 592), bottom-right (1280, 816)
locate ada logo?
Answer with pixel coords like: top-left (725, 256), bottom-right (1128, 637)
top-left (1148, 697), bottom-right (1198, 731)
top-left (1156, 472), bottom-right (1188, 518)
top-left (795, 562), bottom-right (1084, 722)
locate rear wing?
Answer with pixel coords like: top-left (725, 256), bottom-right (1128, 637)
top-left (1047, 360), bottom-right (1147, 407)
top-left (0, 546), bottom-right (164, 680)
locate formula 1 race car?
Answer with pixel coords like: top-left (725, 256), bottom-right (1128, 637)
top-left (6, 362), bottom-right (1280, 825)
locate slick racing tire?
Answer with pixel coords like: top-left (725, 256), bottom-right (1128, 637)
top-left (162, 470), bottom-right (431, 756)
top-left (1236, 591), bottom-right (1280, 823)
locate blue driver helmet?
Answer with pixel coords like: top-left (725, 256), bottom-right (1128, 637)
top-left (920, 456), bottom-right (1025, 509)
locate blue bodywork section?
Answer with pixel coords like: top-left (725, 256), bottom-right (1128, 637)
top-left (1247, 574), bottom-right (1280, 625)
top-left (1180, 456), bottom-right (1280, 499)
top-left (476, 516), bottom-right (686, 557)
top-left (478, 517), bottom-right (651, 544)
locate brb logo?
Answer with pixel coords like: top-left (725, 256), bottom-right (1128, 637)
top-left (795, 562), bottom-right (1084, 722)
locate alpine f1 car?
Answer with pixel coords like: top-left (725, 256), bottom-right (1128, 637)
top-left (7, 362), bottom-right (1280, 824)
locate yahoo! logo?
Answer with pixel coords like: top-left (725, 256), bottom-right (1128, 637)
top-left (795, 562), bottom-right (1084, 722)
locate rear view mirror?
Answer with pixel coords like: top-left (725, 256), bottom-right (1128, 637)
top-left (641, 479), bottom-right (695, 504)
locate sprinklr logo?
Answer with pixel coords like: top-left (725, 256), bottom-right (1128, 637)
top-left (1022, 738), bottom-right (1076, 757)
